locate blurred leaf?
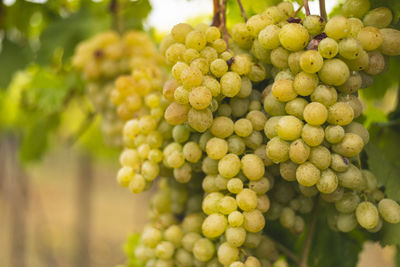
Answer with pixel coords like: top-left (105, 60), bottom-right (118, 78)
top-left (123, 233), bottom-right (145, 267)
top-left (381, 223), bottom-right (400, 246)
top-left (0, 38), bottom-right (33, 88)
top-left (120, 0), bottom-right (152, 30)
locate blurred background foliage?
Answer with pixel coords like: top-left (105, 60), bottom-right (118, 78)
top-left (0, 0), bottom-right (399, 267)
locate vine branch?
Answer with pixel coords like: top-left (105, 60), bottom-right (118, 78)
top-left (211, 0), bottom-right (221, 26)
top-left (220, 0), bottom-right (229, 46)
top-left (274, 240), bottom-right (300, 264)
top-left (299, 198), bottom-right (319, 267)
top-left (236, 0), bottom-right (247, 22)
top-left (319, 0), bottom-right (327, 20)
top-left (303, 0), bottom-right (310, 16)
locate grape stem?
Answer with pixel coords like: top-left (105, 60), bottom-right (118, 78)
top-left (299, 198), bottom-right (319, 267)
top-left (273, 240), bottom-right (300, 264)
top-left (303, 0), bottom-right (311, 16)
top-left (211, 0), bottom-right (221, 27)
top-left (294, 4), bottom-right (304, 16)
top-left (236, 0), bottom-right (248, 22)
top-left (220, 0), bottom-right (229, 47)
top-left (109, 0), bottom-right (121, 33)
top-left (319, 0), bottom-right (327, 20)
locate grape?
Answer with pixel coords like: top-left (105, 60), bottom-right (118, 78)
top-left (181, 66), bottom-right (203, 89)
top-left (270, 47), bottom-right (290, 69)
top-left (241, 154), bottom-right (265, 181)
top-left (379, 28), bottom-right (400, 56)
top-left (296, 162), bottom-right (320, 187)
top-left (316, 169), bottom-right (338, 194)
top-left (356, 202), bottom-right (379, 229)
top-left (324, 16), bottom-right (349, 40)
top-left (325, 125), bottom-right (345, 144)
top-left (263, 92), bottom-right (287, 116)
top-left (202, 213), bottom-right (227, 238)
top-left (279, 23), bottom-right (309, 51)
top-left (330, 153), bottom-right (350, 172)
top-left (276, 115), bottom-right (303, 141)
top-left (337, 164), bottom-right (366, 191)
top-left (193, 238), bottom-right (215, 262)
top-left (191, 57), bottom-right (210, 74)
top-left (185, 30), bottom-right (206, 51)
top-left (272, 79), bottom-right (297, 102)
top-left (300, 50), bottom-right (323, 73)
top-left (211, 116), bottom-right (234, 138)
top-left (319, 59), bottom-right (350, 86)
top-left (243, 210), bottom-right (265, 233)
top-left (171, 23), bottom-right (193, 43)
top-left (164, 102), bottom-right (190, 125)
top-left (266, 136), bottom-right (290, 163)
top-left (362, 170), bottom-right (378, 191)
top-left (301, 124), bottom-right (325, 147)
top-left (258, 25), bottom-right (281, 50)
top-left (378, 199), bottom-right (400, 224)
top-left (339, 38), bottom-right (363, 59)
top-left (337, 213), bottom-right (358, 232)
top-left (363, 7), bottom-right (393, 28)
top-left (280, 161), bottom-right (298, 181)
top-left (206, 137), bottom-right (228, 160)
top-left (210, 58), bottom-right (228, 77)
top-left (218, 154), bottom-right (241, 178)
top-left (342, 0), bottom-right (370, 18)
top-left (327, 102), bottom-right (354, 126)
top-left (228, 211), bottom-right (245, 227)
top-left (335, 192), bottom-right (360, 213)
top-left (345, 121), bottom-right (369, 144)
top-left (303, 15), bottom-right (325, 36)
top-left (332, 133), bottom-right (364, 157)
top-left (217, 242), bottom-right (239, 265)
top-left (188, 108), bottom-right (213, 132)
top-left (303, 102), bottom-right (328, 126)
top-left (364, 50), bottom-right (385, 75)
top-left (232, 23), bottom-right (252, 49)
top-left (289, 139), bottom-right (310, 164)
top-left (318, 38), bottom-right (339, 59)
top-left (309, 146), bottom-right (331, 170)
top-left (221, 72), bottom-right (242, 97)
top-left (236, 189), bottom-right (258, 211)
top-left (280, 207), bottom-right (295, 228)
top-left (247, 13), bottom-right (274, 37)
top-left (358, 26), bottom-right (383, 51)
top-left (311, 84), bottom-right (338, 107)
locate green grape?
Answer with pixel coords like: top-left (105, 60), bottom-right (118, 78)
top-left (202, 213), bottom-right (228, 238)
top-left (288, 51), bottom-right (304, 74)
top-left (296, 161), bottom-right (320, 187)
top-left (232, 23), bottom-right (252, 49)
top-left (202, 156), bottom-right (219, 175)
top-left (342, 0), bottom-right (370, 18)
top-left (309, 146), bottom-right (331, 170)
top-left (244, 131), bottom-right (263, 150)
top-left (247, 62), bottom-right (267, 82)
top-left (263, 92), bottom-right (287, 116)
top-left (183, 141), bottom-right (202, 163)
top-left (219, 196), bottom-right (238, 215)
top-left (206, 26), bottom-right (221, 42)
top-left (280, 160), bottom-right (298, 181)
top-left (166, 43), bottom-right (185, 64)
top-left (142, 226), bottom-right (162, 248)
top-left (228, 135), bottom-right (246, 155)
top-left (236, 189), bottom-right (258, 211)
top-left (227, 178), bottom-right (244, 194)
top-left (246, 110), bottom-right (267, 131)
top-left (217, 242), bottom-right (239, 266)
top-left (356, 201), bottom-right (379, 229)
top-left (117, 166), bottom-right (134, 187)
top-left (247, 13), bottom-right (274, 37)
top-left (191, 57), bottom-right (210, 75)
top-left (358, 26), bottom-right (383, 51)
top-left (345, 121), bottom-right (369, 144)
top-left (301, 124), bottom-right (325, 147)
top-left (231, 97), bottom-right (250, 118)
top-left (211, 116), bottom-right (234, 139)
top-left (363, 7), bottom-right (393, 28)
top-left (182, 232), bottom-right (202, 252)
top-left (335, 192), bottom-right (360, 213)
top-left (249, 177), bottom-right (271, 195)
top-left (324, 16), bottom-right (349, 40)
top-left (364, 50), bottom-right (385, 75)
top-left (319, 59), bottom-right (350, 86)
top-left (210, 58), bottom-right (228, 78)
top-left (241, 154), bottom-right (265, 181)
top-left (310, 84), bottom-right (338, 107)
top-left (316, 169), bottom-right (338, 194)
top-left (188, 108), bottom-right (213, 132)
top-left (243, 209), bottom-right (265, 233)
top-left (193, 238), bottom-right (215, 262)
top-left (175, 248), bottom-right (193, 267)
top-left (362, 170), bottom-right (378, 191)
top-left (337, 164), bottom-right (366, 191)
top-left (181, 65), bottom-right (203, 89)
top-left (332, 133), bottom-right (364, 157)
top-left (270, 47), bottom-right (290, 69)
top-left (234, 119), bottom-right (253, 137)
top-left (289, 138), bottom-right (311, 164)
top-left (318, 38), bottom-right (339, 59)
top-left (203, 75), bottom-right (221, 97)
top-left (337, 72), bottom-right (362, 94)
top-left (252, 40), bottom-right (272, 64)
top-left (200, 46), bottom-right (218, 63)
top-left (321, 186), bottom-right (344, 203)
top-left (276, 115), bottom-right (303, 141)
top-left (330, 153), bottom-right (350, 172)
top-left (228, 211), bottom-right (245, 227)
top-left (303, 15), bottom-right (326, 36)
top-left (280, 207), bottom-right (295, 228)
top-left (172, 62), bottom-right (189, 82)
top-left (266, 136), bottom-right (290, 163)
top-left (183, 48), bottom-right (200, 63)
top-left (299, 184), bottom-right (318, 197)
top-left (279, 23), bottom-right (309, 51)
top-left (327, 102), bottom-right (354, 126)
top-left (337, 213), bottom-right (358, 232)
top-left (206, 137), bottom-right (228, 160)
top-left (378, 199), bottom-right (400, 224)
top-left (379, 28), bottom-right (400, 56)
top-left (237, 76), bottom-right (252, 99)
top-left (185, 30), bottom-right (207, 51)
top-left (338, 38), bottom-right (363, 59)
top-left (272, 79), bottom-right (297, 102)
top-left (300, 50), bottom-right (323, 73)
top-left (303, 102), bottom-right (328, 126)
top-left (218, 154), bottom-right (241, 178)
top-left (258, 24), bottom-right (281, 50)
top-left (171, 23), bottom-right (193, 43)
top-left (325, 125), bottom-right (345, 144)
top-left (293, 72), bottom-right (319, 96)
top-left (221, 72), bottom-right (242, 97)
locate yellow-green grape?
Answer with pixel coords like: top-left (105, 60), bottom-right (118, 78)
top-left (218, 154), bottom-right (241, 178)
top-left (316, 169), bottom-right (338, 194)
top-left (285, 98), bottom-right (308, 120)
top-left (337, 213), bottom-right (358, 232)
top-left (310, 84), bottom-right (338, 107)
top-left (380, 28), bottom-right (400, 56)
top-left (279, 23), bottom-right (309, 51)
top-left (172, 62), bottom-right (189, 82)
top-left (166, 43), bottom-right (185, 64)
top-left (258, 25), bottom-right (281, 50)
top-left (167, 150), bottom-right (185, 168)
top-left (221, 72), bottom-right (242, 97)
top-left (270, 47), bottom-right (290, 69)
top-left (210, 58), bottom-right (228, 77)
top-left (272, 79), bottom-right (297, 102)
top-left (193, 238), bottom-right (215, 262)
top-left (303, 102), bottom-right (328, 126)
top-left (318, 37), bottom-right (339, 59)
top-left (325, 125), bottom-right (345, 144)
top-left (231, 55), bottom-right (251, 75)
top-left (337, 72), bottom-right (362, 94)
top-left (211, 116), bottom-right (234, 138)
top-left (241, 154), bottom-right (265, 181)
top-left (203, 192), bottom-right (224, 214)
top-left (142, 226), bottom-right (162, 248)
top-left (247, 13), bottom-right (274, 37)
top-left (228, 211), bottom-right (244, 227)
top-left (206, 137), bottom-right (228, 160)
top-left (129, 173), bottom-right (146, 193)
top-left (174, 86), bottom-right (189, 104)
top-left (188, 108), bottom-right (213, 132)
top-left (356, 201), bottom-right (379, 229)
top-left (217, 242), bottom-right (239, 266)
top-left (263, 115), bottom-right (280, 139)
top-left (324, 15), bottom-right (349, 40)
top-left (288, 51), bottom-right (303, 74)
top-left (276, 115), bottom-right (303, 141)
top-left (330, 153), bottom-right (350, 173)
top-left (280, 161), bottom-right (297, 181)
top-left (309, 146), bottom-right (331, 170)
top-left (264, 91), bottom-right (286, 116)
top-left (120, 149), bottom-right (140, 168)
top-left (379, 199), bottom-right (400, 224)
top-left (267, 130), bottom-right (291, 160)
top-left (301, 124), bottom-right (324, 147)
top-left (364, 50), bottom-right (385, 75)
top-left (184, 48), bottom-right (200, 63)
top-left (234, 118), bottom-right (253, 137)
top-left (243, 209), bottom-right (265, 233)
top-left (228, 135), bottom-right (246, 155)
top-left (318, 59), bottom-right (350, 86)
top-left (181, 65), bottom-right (203, 89)
top-left (327, 102), bottom-right (354, 126)
top-left (163, 79), bottom-right (179, 102)
top-left (202, 213), bottom-right (228, 238)
top-left (280, 207), bottom-right (295, 228)
top-left (296, 161), bottom-right (320, 187)
top-left (300, 50), bottom-right (323, 73)
top-left (335, 192), bottom-right (360, 213)
top-left (191, 57), bottom-right (210, 75)
top-left (289, 139), bottom-right (310, 164)
top-left (246, 110), bottom-right (267, 131)
top-left (189, 86), bottom-right (212, 110)
top-left (212, 38), bottom-right (227, 53)
top-left (347, 18), bottom-right (364, 38)
top-left (164, 102), bottom-right (190, 125)
top-left (117, 166), bottom-right (134, 187)
top-left (232, 22), bottom-right (252, 49)
top-left (225, 227), bottom-right (246, 247)
top-left (293, 72), bottom-right (319, 96)
top-left (172, 125), bottom-right (190, 143)
top-left (357, 26), bottom-right (383, 51)
top-left (332, 133), bottom-right (364, 157)
top-left (278, 1), bottom-right (294, 18)
top-left (227, 178), bottom-right (244, 194)
top-left (264, 5), bottom-right (284, 22)
top-left (141, 160), bottom-right (160, 181)
top-left (337, 164), bottom-right (366, 190)
top-left (252, 40), bottom-right (272, 64)
top-left (303, 15), bottom-right (326, 36)
top-left (205, 26), bottom-right (221, 43)
top-left (182, 232), bottom-right (201, 252)
top-left (363, 7), bottom-right (393, 28)
top-left (185, 30), bottom-right (206, 51)
top-left (344, 50), bottom-right (369, 71)
top-left (219, 196), bottom-right (238, 215)
top-left (338, 38), bottom-right (363, 59)
top-left (345, 121), bottom-right (370, 145)
top-left (171, 23), bottom-right (193, 43)
top-left (342, 0), bottom-right (370, 18)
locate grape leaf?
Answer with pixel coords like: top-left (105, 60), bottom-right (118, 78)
top-left (381, 223), bottom-right (400, 246)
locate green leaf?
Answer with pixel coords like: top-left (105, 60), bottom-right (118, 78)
top-left (381, 223), bottom-right (400, 246)
top-left (123, 233), bottom-right (145, 267)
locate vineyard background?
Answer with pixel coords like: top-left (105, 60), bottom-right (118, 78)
top-left (0, 0), bottom-right (400, 266)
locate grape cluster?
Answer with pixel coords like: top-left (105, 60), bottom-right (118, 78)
top-left (72, 31), bottom-right (164, 146)
top-left (115, 1), bottom-right (400, 266)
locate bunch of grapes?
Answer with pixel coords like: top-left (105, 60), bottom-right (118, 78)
top-left (113, 0), bottom-right (400, 266)
top-left (72, 31), bottom-right (164, 146)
